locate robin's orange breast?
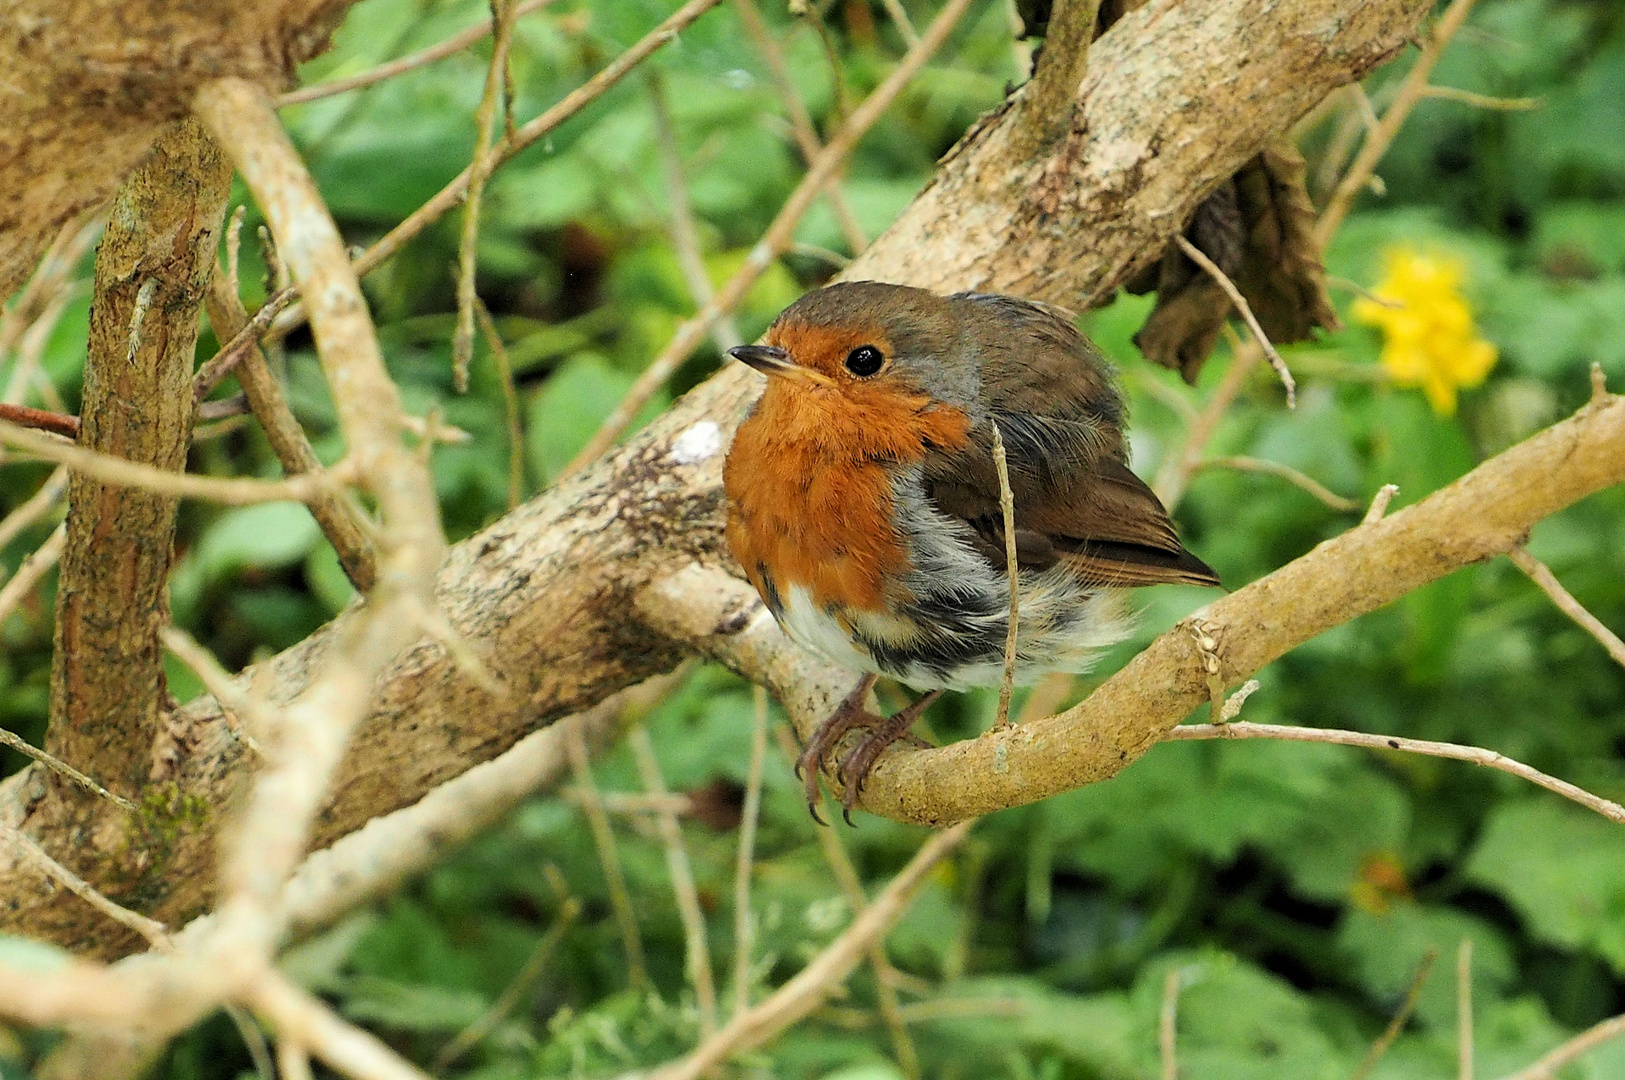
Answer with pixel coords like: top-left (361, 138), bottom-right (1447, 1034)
top-left (724, 376), bottom-right (973, 617)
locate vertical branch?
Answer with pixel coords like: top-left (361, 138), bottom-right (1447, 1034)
top-left (193, 78), bottom-right (445, 933)
top-left (46, 118), bottom-right (232, 800)
top-left (1012, 0), bottom-right (1101, 156)
top-left (731, 686), bottom-right (769, 1016)
top-left (630, 728), bottom-right (720, 1037)
top-left (203, 268), bottom-right (378, 591)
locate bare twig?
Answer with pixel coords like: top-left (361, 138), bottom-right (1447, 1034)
top-left (1508, 547), bottom-right (1625, 670)
top-left (1419, 86), bottom-right (1539, 110)
top-left (204, 265), bottom-right (378, 591)
top-left (1316, 0), bottom-right (1485, 245)
top-left (1198, 455), bottom-right (1360, 512)
top-left (3, 828), bottom-right (168, 947)
top-left (0, 418), bottom-right (352, 505)
top-left (878, 0), bottom-right (921, 46)
top-left (1364, 483), bottom-right (1399, 524)
top-left (772, 724), bottom-right (920, 1079)
top-left (1458, 939), bottom-right (1474, 1080)
top-left (194, 288), bottom-right (297, 400)
top-left (0, 522), bottom-right (65, 630)
top-left (563, 0), bottom-right (978, 477)
top-left (1166, 722), bottom-right (1625, 826)
top-left (250, 969), bottom-right (433, 1080)
top-left (276, 1039), bottom-right (315, 1080)
top-left (277, 0), bottom-right (563, 107)
top-left (473, 299), bottom-right (526, 509)
top-left (566, 721), bottom-right (648, 990)
top-left (631, 727), bottom-right (719, 1036)
top-left (1174, 234), bottom-right (1296, 407)
top-left (1160, 968), bottom-right (1181, 1080)
top-left (1500, 1012), bottom-right (1625, 1080)
top-left (159, 626), bottom-right (272, 756)
top-left (732, 686), bottom-right (770, 1016)
top-left (730, 0), bottom-right (869, 253)
top-left (1351, 948), bottom-right (1437, 1080)
top-left (452, 0), bottom-right (518, 389)
top-left (650, 70), bottom-right (743, 354)
top-left (1152, 336), bottom-right (1263, 508)
top-left (0, 464), bottom-right (66, 550)
top-left (194, 78), bottom-right (444, 957)
top-left (0, 403), bottom-right (78, 438)
top-left (990, 421), bottom-right (1021, 729)
top-left (434, 896), bottom-right (582, 1068)
top-left (637, 820), bottom-right (974, 1080)
top-left (0, 730), bottom-right (136, 816)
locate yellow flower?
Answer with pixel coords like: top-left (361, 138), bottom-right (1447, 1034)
top-left (1353, 246), bottom-right (1498, 416)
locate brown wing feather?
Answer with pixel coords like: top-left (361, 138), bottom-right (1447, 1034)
top-left (924, 295), bottom-right (1221, 589)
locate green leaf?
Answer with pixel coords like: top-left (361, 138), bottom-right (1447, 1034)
top-left (1467, 799), bottom-right (1625, 972)
top-left (195, 503), bottom-right (323, 585)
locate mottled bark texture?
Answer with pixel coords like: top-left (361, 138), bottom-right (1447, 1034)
top-left (0, 0), bottom-right (355, 298)
top-left (0, 0), bottom-right (1428, 957)
top-left (37, 119), bottom-right (231, 955)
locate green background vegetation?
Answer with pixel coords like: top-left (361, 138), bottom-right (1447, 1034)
top-left (4, 0), bottom-right (1625, 1076)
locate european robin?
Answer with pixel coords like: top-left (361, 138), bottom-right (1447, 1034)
top-left (723, 282), bottom-right (1219, 822)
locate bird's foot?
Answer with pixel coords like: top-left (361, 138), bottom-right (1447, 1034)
top-left (795, 675), bottom-right (880, 825)
top-left (832, 690), bottom-right (943, 825)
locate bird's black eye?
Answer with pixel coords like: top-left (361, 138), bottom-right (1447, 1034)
top-left (844, 345), bottom-right (884, 377)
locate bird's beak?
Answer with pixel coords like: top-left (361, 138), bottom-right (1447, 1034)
top-left (728, 345), bottom-right (832, 386)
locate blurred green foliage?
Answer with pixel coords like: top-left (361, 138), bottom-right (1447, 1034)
top-left (3, 0), bottom-right (1625, 1077)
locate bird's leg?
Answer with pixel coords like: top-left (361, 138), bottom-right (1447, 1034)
top-left (835, 690), bottom-right (944, 825)
top-left (796, 673), bottom-right (880, 824)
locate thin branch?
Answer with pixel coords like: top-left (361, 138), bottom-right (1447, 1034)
top-left (1351, 948), bottom-right (1437, 1080)
top-left (1152, 336), bottom-right (1263, 508)
top-left (1316, 0), bottom-right (1485, 246)
top-left (1198, 455), bottom-right (1360, 512)
top-left (250, 968), bottom-right (433, 1080)
top-left (0, 464), bottom-right (67, 550)
top-left (0, 418), bottom-right (353, 505)
top-left (728, 0), bottom-right (869, 253)
top-left (3, 827), bottom-right (169, 947)
top-left (1174, 233), bottom-right (1296, 407)
top-left (636, 820), bottom-right (974, 1080)
top-left (276, 0), bottom-right (563, 107)
top-left (204, 265), bottom-right (378, 591)
top-left (0, 403), bottom-right (78, 438)
top-left (877, 0), bottom-right (921, 46)
top-left (1419, 85), bottom-right (1539, 110)
top-left (773, 724), bottom-right (920, 1080)
top-left (276, 1039), bottom-right (315, 1080)
top-left (194, 283), bottom-right (296, 401)
top-left (0, 727), bottom-right (136, 815)
top-left (1499, 1012), bottom-right (1625, 1080)
top-left (990, 421), bottom-right (1020, 729)
top-left (567, 721), bottom-right (648, 991)
top-left (650, 70), bottom-right (744, 354)
top-left (1159, 968), bottom-right (1181, 1080)
top-left (630, 727), bottom-right (719, 1037)
top-left (1508, 547), bottom-right (1625, 670)
top-left (732, 686), bottom-right (770, 1017)
top-left (0, 521), bottom-right (65, 631)
top-left (473, 299), bottom-right (526, 509)
top-left (563, 0), bottom-right (978, 477)
top-left (452, 0), bottom-right (518, 389)
top-left (1458, 939), bottom-right (1474, 1080)
top-left (1364, 483), bottom-right (1399, 524)
top-left (159, 626), bottom-right (272, 756)
top-left (1165, 722), bottom-right (1625, 827)
top-left (194, 78), bottom-right (444, 951)
top-left (434, 896), bottom-right (582, 1069)
top-left (227, 1004), bottom-right (277, 1080)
